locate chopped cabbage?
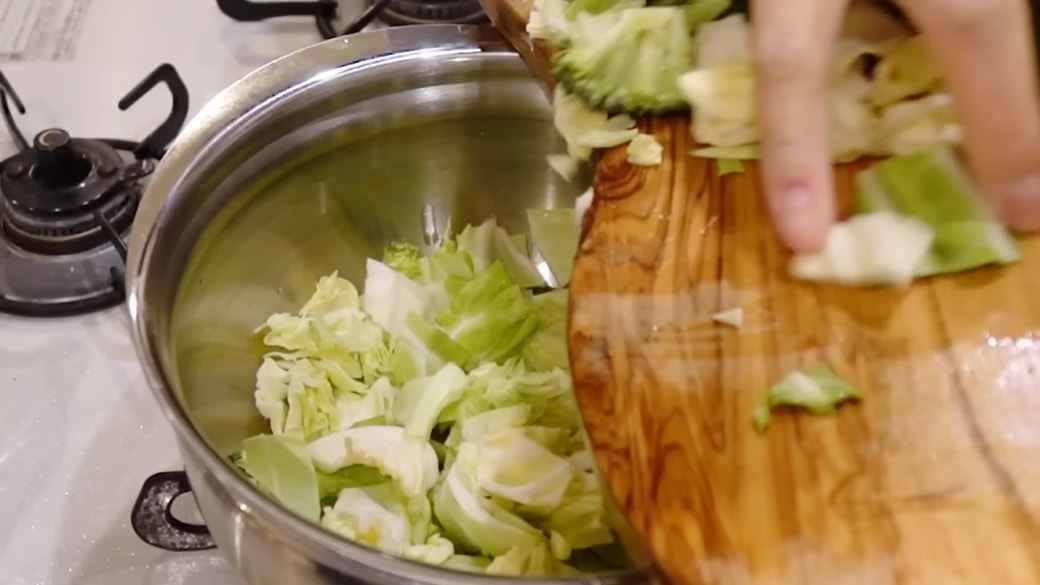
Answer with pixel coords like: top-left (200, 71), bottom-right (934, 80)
top-left (715, 158), bottom-right (743, 176)
top-left (788, 210), bottom-right (935, 288)
top-left (677, 13), bottom-right (962, 161)
top-left (790, 145), bottom-right (1023, 288)
top-left (546, 153), bottom-right (582, 183)
top-left (753, 364), bottom-right (864, 431)
top-left (626, 133), bottom-right (663, 166)
top-left (234, 217), bottom-right (626, 576)
top-left (527, 0), bottom-right (573, 44)
top-left (552, 86), bottom-right (639, 161)
top-left (526, 209), bottom-right (580, 286)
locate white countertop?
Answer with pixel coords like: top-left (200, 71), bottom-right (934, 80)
top-left (0, 0), bottom-right (369, 582)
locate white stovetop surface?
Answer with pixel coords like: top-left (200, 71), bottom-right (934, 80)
top-left (0, 1), bottom-right (374, 583)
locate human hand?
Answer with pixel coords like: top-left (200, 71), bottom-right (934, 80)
top-left (753, 0), bottom-right (1040, 251)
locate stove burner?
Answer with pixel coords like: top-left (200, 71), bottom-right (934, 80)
top-left (380, 0), bottom-right (485, 25)
top-left (217, 0), bottom-right (487, 40)
top-left (0, 64), bottom-right (189, 318)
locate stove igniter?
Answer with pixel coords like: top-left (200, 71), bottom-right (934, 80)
top-left (0, 64), bottom-right (189, 318)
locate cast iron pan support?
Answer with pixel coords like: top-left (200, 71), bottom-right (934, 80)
top-left (132, 471), bottom-right (217, 551)
top-left (217, 0), bottom-right (392, 38)
top-left (131, 471), bottom-right (382, 583)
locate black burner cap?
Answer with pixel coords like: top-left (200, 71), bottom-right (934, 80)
top-left (1, 130), bottom-right (124, 215)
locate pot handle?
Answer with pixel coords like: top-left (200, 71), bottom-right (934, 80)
top-left (131, 470), bottom-right (217, 551)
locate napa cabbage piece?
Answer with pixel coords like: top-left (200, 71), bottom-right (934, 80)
top-left (526, 209), bottom-right (580, 286)
top-left (486, 542), bottom-right (580, 576)
top-left (546, 153), bottom-right (582, 183)
top-left (308, 425), bottom-right (440, 499)
top-left (435, 262), bottom-right (541, 363)
top-left (238, 434), bottom-right (321, 522)
top-left (527, 0), bottom-right (574, 44)
top-left (521, 289), bottom-right (571, 372)
top-left (715, 158), bottom-right (743, 176)
top-left (680, 14), bottom-right (962, 161)
top-left (626, 133), bottom-right (663, 166)
top-left (321, 483), bottom-right (456, 564)
top-left (455, 219), bottom-right (546, 289)
top-left (574, 188), bottom-right (594, 228)
top-left (855, 145), bottom-right (1022, 276)
top-left (235, 217), bottom-right (623, 576)
top-left (789, 210), bottom-right (934, 288)
top-left (753, 364), bottom-right (864, 431)
top-left (552, 86), bottom-right (639, 161)
top-left (790, 145), bottom-right (1023, 288)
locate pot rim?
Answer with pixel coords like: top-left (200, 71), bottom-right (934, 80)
top-left (125, 23), bottom-right (641, 584)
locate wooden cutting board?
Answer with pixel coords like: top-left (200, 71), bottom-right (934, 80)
top-left (479, 1), bottom-right (1040, 584)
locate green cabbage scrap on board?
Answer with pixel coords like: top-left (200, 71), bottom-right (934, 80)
top-left (231, 213), bottom-right (631, 576)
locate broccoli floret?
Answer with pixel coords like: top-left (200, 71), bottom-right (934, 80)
top-left (382, 241), bottom-right (421, 278)
top-left (550, 6), bottom-right (695, 115)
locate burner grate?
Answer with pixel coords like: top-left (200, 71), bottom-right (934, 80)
top-left (0, 65), bottom-right (190, 317)
top-left (216, 0), bottom-right (487, 40)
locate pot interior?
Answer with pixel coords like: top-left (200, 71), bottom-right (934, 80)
top-left (131, 25), bottom-right (646, 585)
top-left (161, 40), bottom-right (584, 454)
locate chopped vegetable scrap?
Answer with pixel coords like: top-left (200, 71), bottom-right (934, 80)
top-left (753, 364), bottom-right (864, 432)
top-left (790, 145), bottom-right (1023, 288)
top-left (715, 158), bottom-right (743, 176)
top-left (627, 133), bottom-right (663, 166)
top-left (532, 0), bottom-right (965, 180)
top-left (232, 214), bottom-right (634, 576)
top-left (710, 307), bottom-right (743, 328)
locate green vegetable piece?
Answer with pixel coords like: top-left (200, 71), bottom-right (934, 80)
top-left (550, 7), bottom-right (695, 115)
top-left (442, 554), bottom-right (493, 572)
top-left (692, 144), bottom-right (759, 160)
top-left (307, 425), bottom-right (441, 499)
top-left (400, 362), bottom-right (470, 440)
top-left (526, 208), bottom-right (580, 286)
top-left (674, 0), bottom-right (731, 31)
top-left (486, 542), bottom-right (579, 576)
top-left (520, 289), bottom-right (570, 372)
top-left (239, 434), bottom-right (322, 522)
top-left (317, 465), bottom-right (390, 505)
top-left (436, 262), bottom-right (541, 364)
top-left (854, 146), bottom-right (1023, 277)
top-left (752, 364), bottom-right (863, 432)
top-left (716, 158), bottom-right (744, 176)
top-left (382, 241), bottom-right (422, 278)
top-left (456, 219), bottom-right (546, 289)
top-left (432, 445), bottom-right (546, 557)
top-left (390, 311), bottom-right (470, 383)
top-left (565, 0), bottom-right (644, 19)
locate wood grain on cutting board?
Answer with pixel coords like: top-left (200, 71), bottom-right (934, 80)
top-left (479, 1), bottom-right (1040, 583)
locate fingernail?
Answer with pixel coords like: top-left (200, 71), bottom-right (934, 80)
top-left (1001, 173), bottom-right (1040, 231)
top-left (773, 184), bottom-right (828, 252)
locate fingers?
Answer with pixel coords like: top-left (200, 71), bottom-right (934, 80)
top-left (752, 0), bottom-right (850, 252)
top-left (898, 0), bottom-right (1040, 230)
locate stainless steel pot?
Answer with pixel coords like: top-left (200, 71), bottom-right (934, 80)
top-left (125, 23), bottom-right (648, 585)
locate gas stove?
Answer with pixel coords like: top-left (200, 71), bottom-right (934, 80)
top-left (0, 65), bottom-right (186, 316)
top-left (0, 1), bottom-right (489, 584)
